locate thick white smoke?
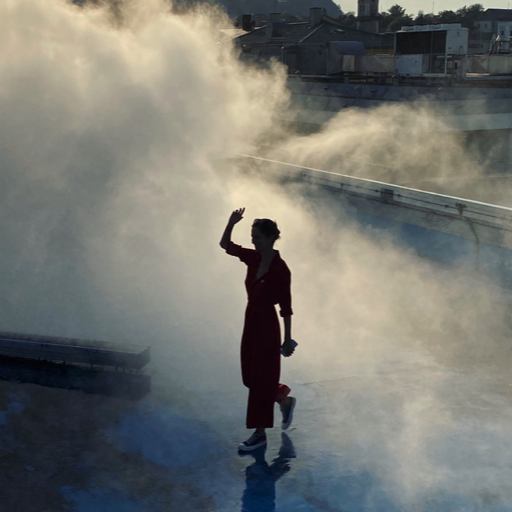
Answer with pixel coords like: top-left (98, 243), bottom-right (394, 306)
top-left (0, 0), bottom-right (285, 339)
top-left (268, 101), bottom-right (512, 206)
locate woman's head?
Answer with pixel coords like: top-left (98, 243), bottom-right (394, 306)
top-left (251, 218), bottom-right (280, 252)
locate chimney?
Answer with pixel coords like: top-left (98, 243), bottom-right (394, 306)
top-left (309, 7), bottom-right (323, 27)
top-left (242, 14), bottom-right (253, 31)
top-left (270, 12), bottom-right (281, 23)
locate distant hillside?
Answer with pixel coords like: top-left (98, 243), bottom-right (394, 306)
top-left (218, 0), bottom-right (342, 19)
top-left (74, 0), bottom-right (343, 24)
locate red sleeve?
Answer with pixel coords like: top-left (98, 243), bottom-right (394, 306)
top-left (278, 264), bottom-right (293, 317)
top-left (225, 241), bottom-right (257, 266)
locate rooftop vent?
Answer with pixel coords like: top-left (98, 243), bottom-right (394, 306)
top-left (309, 7), bottom-right (323, 27)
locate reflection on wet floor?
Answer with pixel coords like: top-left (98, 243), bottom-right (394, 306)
top-left (103, 352), bottom-right (512, 510)
top-left (240, 433), bottom-right (296, 512)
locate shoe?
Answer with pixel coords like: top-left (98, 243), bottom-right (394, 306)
top-left (238, 432), bottom-right (267, 452)
top-left (280, 396), bottom-right (296, 430)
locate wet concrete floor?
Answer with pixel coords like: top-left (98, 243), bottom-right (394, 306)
top-left (2, 341), bottom-right (512, 512)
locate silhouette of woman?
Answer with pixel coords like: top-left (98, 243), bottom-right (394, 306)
top-left (220, 207), bottom-right (296, 451)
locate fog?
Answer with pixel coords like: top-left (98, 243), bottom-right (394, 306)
top-left (1, 0), bottom-right (512, 509)
top-left (265, 102), bottom-right (512, 207)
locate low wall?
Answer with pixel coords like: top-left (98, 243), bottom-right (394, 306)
top-left (468, 54), bottom-right (512, 75)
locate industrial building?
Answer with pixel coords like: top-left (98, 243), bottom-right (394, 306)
top-left (236, 8), bottom-right (393, 76)
top-left (231, 4), bottom-right (512, 179)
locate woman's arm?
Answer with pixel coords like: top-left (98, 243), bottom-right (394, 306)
top-left (281, 316), bottom-right (295, 357)
top-left (278, 264), bottom-right (294, 357)
top-left (220, 207), bottom-right (245, 250)
top-left (283, 315), bottom-right (292, 342)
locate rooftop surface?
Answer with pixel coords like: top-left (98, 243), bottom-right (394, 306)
top-left (3, 333), bottom-right (512, 511)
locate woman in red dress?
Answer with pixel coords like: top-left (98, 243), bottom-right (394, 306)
top-left (220, 207), bottom-right (296, 451)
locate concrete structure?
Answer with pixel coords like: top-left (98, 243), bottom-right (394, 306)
top-left (0, 331), bottom-right (151, 369)
top-left (0, 354), bottom-right (151, 399)
top-left (469, 53), bottom-right (512, 74)
top-left (283, 79), bottom-right (512, 172)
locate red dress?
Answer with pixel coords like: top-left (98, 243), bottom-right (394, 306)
top-left (226, 241), bottom-right (293, 428)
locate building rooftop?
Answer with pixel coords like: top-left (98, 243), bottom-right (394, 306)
top-left (476, 8), bottom-right (512, 21)
top-left (237, 14), bottom-right (394, 49)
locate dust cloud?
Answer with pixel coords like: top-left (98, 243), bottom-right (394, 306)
top-left (0, 0), bottom-right (512, 508)
top-left (0, 0), bottom-right (285, 341)
top-left (267, 102), bottom-right (512, 207)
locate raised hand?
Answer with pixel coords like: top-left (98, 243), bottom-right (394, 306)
top-left (229, 207), bottom-right (245, 226)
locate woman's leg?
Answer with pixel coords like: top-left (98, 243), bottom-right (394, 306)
top-left (246, 383), bottom-right (277, 429)
top-left (275, 383), bottom-right (291, 403)
top-left (276, 383), bottom-right (296, 430)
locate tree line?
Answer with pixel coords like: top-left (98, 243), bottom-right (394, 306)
top-left (340, 3), bottom-right (485, 32)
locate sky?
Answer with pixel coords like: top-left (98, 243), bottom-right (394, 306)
top-left (335, 0), bottom-right (512, 16)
